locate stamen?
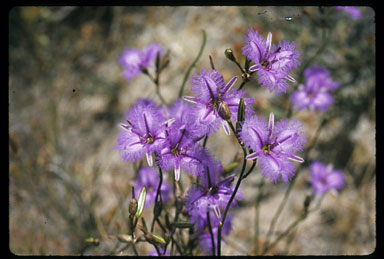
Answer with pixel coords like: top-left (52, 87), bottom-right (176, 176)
top-left (174, 163), bottom-right (181, 181)
top-left (268, 112), bottom-right (275, 138)
top-left (211, 205), bottom-right (221, 218)
top-left (146, 152), bottom-right (153, 167)
top-left (183, 96), bottom-right (197, 104)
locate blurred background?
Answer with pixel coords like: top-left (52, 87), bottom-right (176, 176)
top-left (9, 6), bottom-right (375, 255)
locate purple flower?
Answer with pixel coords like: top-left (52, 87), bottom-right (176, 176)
top-left (291, 65), bottom-right (339, 112)
top-left (166, 99), bottom-right (203, 139)
top-left (184, 68), bottom-right (255, 136)
top-left (242, 29), bottom-right (300, 94)
top-left (240, 113), bottom-right (306, 183)
top-left (115, 99), bottom-right (166, 166)
top-left (334, 6), bottom-right (362, 19)
top-left (157, 120), bottom-right (209, 181)
top-left (309, 161), bottom-right (345, 195)
top-left (132, 167), bottom-right (172, 208)
top-left (185, 156), bottom-right (243, 230)
top-left (119, 43), bottom-right (163, 82)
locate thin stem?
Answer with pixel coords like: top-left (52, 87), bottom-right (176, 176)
top-left (238, 79), bottom-right (248, 90)
top-left (156, 84), bottom-right (167, 106)
top-left (151, 166), bottom-right (164, 232)
top-left (217, 121), bottom-right (249, 256)
top-left (253, 178), bottom-right (265, 255)
top-left (178, 30), bottom-right (206, 98)
top-left (282, 228), bottom-right (297, 255)
top-left (206, 211), bottom-right (216, 256)
top-left (262, 212), bottom-right (307, 255)
top-left (263, 116), bottom-right (328, 253)
top-left (129, 216), bottom-right (139, 256)
top-left (242, 159), bottom-right (257, 180)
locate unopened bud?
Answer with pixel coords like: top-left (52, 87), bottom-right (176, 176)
top-left (85, 237), bottom-right (100, 246)
top-left (153, 200), bottom-right (163, 219)
top-left (135, 187), bottom-right (146, 218)
top-left (160, 50), bottom-right (170, 71)
top-left (224, 48), bottom-right (237, 63)
top-left (129, 198), bottom-right (138, 216)
top-left (144, 232), bottom-right (166, 245)
top-left (218, 102), bottom-right (232, 121)
top-left (173, 221), bottom-right (194, 229)
top-left (117, 234), bottom-right (133, 243)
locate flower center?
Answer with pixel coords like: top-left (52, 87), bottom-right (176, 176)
top-left (262, 144), bottom-right (273, 154)
top-left (320, 177), bottom-right (327, 185)
top-left (145, 134), bottom-right (154, 144)
top-left (261, 60), bottom-right (271, 70)
top-left (209, 186), bottom-right (219, 195)
top-left (171, 147), bottom-right (180, 157)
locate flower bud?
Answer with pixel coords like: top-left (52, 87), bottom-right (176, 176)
top-left (129, 198), bottom-right (138, 217)
top-left (153, 200), bottom-right (163, 219)
top-left (145, 232), bottom-right (166, 245)
top-left (135, 187), bottom-right (146, 218)
top-left (85, 237), bottom-right (100, 246)
top-left (173, 221), bottom-right (194, 228)
top-left (117, 234), bottom-right (133, 243)
top-left (224, 48), bottom-right (237, 63)
top-left (218, 101), bottom-right (232, 121)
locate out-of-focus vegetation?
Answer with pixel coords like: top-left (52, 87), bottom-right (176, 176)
top-left (9, 6), bottom-right (375, 255)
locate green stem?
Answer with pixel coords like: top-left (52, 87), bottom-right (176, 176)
top-left (217, 121), bottom-right (250, 256)
top-left (206, 211), bottom-right (216, 256)
top-left (178, 30), bottom-right (206, 98)
top-left (253, 178), bottom-right (265, 255)
top-left (262, 212), bottom-right (307, 255)
top-left (151, 166), bottom-right (164, 232)
top-left (242, 159), bottom-right (257, 180)
top-left (263, 116), bottom-right (328, 253)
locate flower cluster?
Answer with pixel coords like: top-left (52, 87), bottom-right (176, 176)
top-left (291, 65), bottom-right (339, 112)
top-left (113, 24), bottom-right (348, 255)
